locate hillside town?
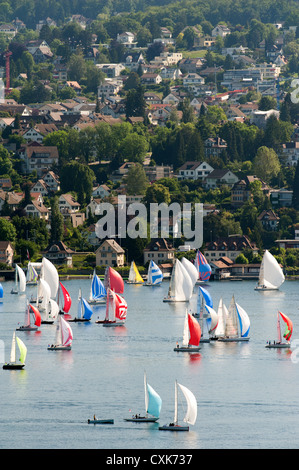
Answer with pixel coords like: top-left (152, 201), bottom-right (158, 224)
top-left (0, 10), bottom-right (299, 280)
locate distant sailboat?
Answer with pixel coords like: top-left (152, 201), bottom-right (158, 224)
top-left (57, 282), bottom-right (72, 315)
top-left (126, 261), bottom-right (144, 284)
top-left (26, 262), bottom-right (38, 285)
top-left (69, 289), bottom-right (94, 322)
top-left (265, 311), bottom-right (293, 349)
top-left (194, 250), bottom-right (211, 283)
top-left (163, 259), bottom-right (193, 302)
top-left (104, 266), bottom-right (124, 294)
top-left (255, 250), bottom-right (285, 291)
top-left (47, 315), bottom-right (73, 350)
top-left (159, 381), bottom-right (197, 432)
top-left (96, 288), bottom-right (127, 326)
top-left (11, 264), bottom-right (26, 294)
top-left (16, 301), bottom-right (41, 331)
top-left (217, 295), bottom-right (250, 342)
top-left (144, 260), bottom-right (163, 286)
top-left (3, 331), bottom-right (27, 369)
top-left (124, 372), bottom-right (162, 422)
top-left (88, 269), bottom-right (106, 304)
top-left (174, 311), bottom-right (201, 352)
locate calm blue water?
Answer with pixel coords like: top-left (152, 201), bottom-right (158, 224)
top-left (0, 277), bottom-right (299, 449)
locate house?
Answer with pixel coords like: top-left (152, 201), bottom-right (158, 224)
top-left (270, 188), bottom-right (293, 208)
top-left (179, 57), bottom-right (204, 74)
top-left (162, 93), bottom-right (181, 106)
top-left (0, 190), bottom-right (22, 213)
top-left (144, 165), bottom-right (173, 182)
top-left (59, 194), bottom-right (81, 215)
top-left (177, 161), bottom-right (214, 181)
top-left (52, 63), bottom-right (68, 81)
top-left (24, 200), bottom-right (49, 220)
top-left (116, 32), bottom-right (136, 48)
top-left (212, 25), bottom-right (231, 38)
top-left (182, 73), bottom-right (205, 88)
top-left (0, 117), bottom-right (15, 130)
top-left (204, 234), bottom-right (258, 264)
top-left (92, 184), bottom-right (111, 199)
top-left (281, 141), bottom-right (299, 167)
top-left (143, 238), bottom-right (175, 265)
top-left (0, 177), bottom-right (12, 190)
top-left (43, 241), bottom-right (74, 267)
top-left (250, 109), bottom-right (280, 128)
top-left (25, 40), bottom-right (53, 63)
top-left (36, 17), bottom-right (56, 30)
top-left (141, 73), bottom-right (162, 85)
top-left (96, 63), bottom-right (125, 78)
top-left (144, 92), bottom-right (162, 105)
top-left (66, 81), bottom-right (82, 94)
top-left (204, 137), bottom-right (227, 157)
top-left (97, 78), bottom-right (122, 99)
top-left (42, 171), bottom-right (60, 192)
top-left (31, 179), bottom-right (50, 197)
top-left (226, 106), bottom-right (246, 122)
top-left (95, 239), bottom-right (125, 267)
top-left (194, 35), bottom-right (216, 48)
top-left (0, 241), bottom-right (14, 266)
top-left (231, 175), bottom-right (270, 208)
top-left (86, 198), bottom-right (101, 217)
top-left (20, 145), bottom-right (59, 176)
top-left (204, 169), bottom-right (239, 189)
top-left (257, 209), bottom-right (280, 230)
top-left (0, 24), bottom-right (17, 38)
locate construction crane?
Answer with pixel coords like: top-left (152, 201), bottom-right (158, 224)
top-left (4, 50), bottom-right (12, 93)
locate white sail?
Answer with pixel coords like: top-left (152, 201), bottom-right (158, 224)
top-left (181, 257), bottom-right (198, 287)
top-left (48, 298), bottom-right (60, 320)
top-left (128, 262), bottom-right (135, 282)
top-left (225, 296), bottom-right (238, 338)
top-left (177, 383), bottom-right (197, 426)
top-left (167, 259), bottom-right (193, 301)
top-left (41, 257), bottom-right (59, 298)
top-left (16, 264), bottom-right (26, 293)
top-left (236, 302), bottom-right (250, 338)
top-left (258, 250), bottom-right (285, 289)
top-left (205, 305), bottom-right (218, 333)
top-left (182, 311), bottom-right (189, 347)
top-left (214, 298), bottom-right (226, 337)
top-left (10, 331), bottom-right (16, 363)
top-left (38, 278), bottom-right (51, 311)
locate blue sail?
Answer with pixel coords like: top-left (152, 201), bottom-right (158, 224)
top-left (149, 261), bottom-right (163, 285)
top-left (146, 383), bottom-right (162, 418)
top-left (92, 274), bottom-right (106, 299)
top-left (82, 298), bottom-right (94, 320)
top-left (199, 286), bottom-right (213, 308)
top-left (0, 282), bottom-right (3, 301)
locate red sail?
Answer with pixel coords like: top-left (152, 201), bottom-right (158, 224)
top-left (115, 293), bottom-right (127, 321)
top-left (108, 267), bottom-right (124, 294)
top-left (279, 311), bottom-right (293, 341)
top-left (29, 304), bottom-right (41, 327)
top-left (188, 313), bottom-right (201, 346)
top-left (59, 282), bottom-right (72, 313)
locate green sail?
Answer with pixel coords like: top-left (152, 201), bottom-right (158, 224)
top-left (16, 337), bottom-right (27, 364)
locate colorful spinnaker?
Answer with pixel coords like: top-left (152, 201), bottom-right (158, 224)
top-left (194, 250), bottom-right (211, 282)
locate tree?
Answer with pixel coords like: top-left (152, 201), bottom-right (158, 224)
top-left (292, 163), bottom-right (299, 210)
top-left (253, 146), bottom-right (280, 183)
top-left (258, 95), bottom-right (277, 111)
top-left (125, 85), bottom-right (146, 118)
top-left (60, 161), bottom-right (95, 205)
top-left (121, 133), bottom-right (149, 163)
top-left (125, 163), bottom-right (149, 195)
top-left (0, 218), bottom-right (16, 242)
top-left (50, 196), bottom-right (64, 244)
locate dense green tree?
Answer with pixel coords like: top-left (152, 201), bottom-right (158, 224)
top-left (0, 218), bottom-right (16, 242)
top-left (50, 196), bottom-right (64, 244)
top-left (125, 163), bottom-right (149, 195)
top-left (253, 146), bottom-right (280, 183)
top-left (292, 163), bottom-right (299, 210)
top-left (60, 161), bottom-right (95, 205)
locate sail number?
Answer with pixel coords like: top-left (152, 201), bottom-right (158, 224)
top-left (150, 455), bottom-right (193, 465)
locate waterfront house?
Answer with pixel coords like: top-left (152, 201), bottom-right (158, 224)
top-left (95, 239), bottom-right (125, 267)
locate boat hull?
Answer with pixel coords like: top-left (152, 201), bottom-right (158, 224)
top-left (174, 346), bottom-right (200, 352)
top-left (88, 419), bottom-right (114, 424)
top-left (3, 363), bottom-right (25, 370)
top-left (218, 337), bottom-right (250, 342)
top-left (163, 298), bottom-right (188, 303)
top-left (47, 345), bottom-right (71, 350)
top-left (265, 343), bottom-right (290, 349)
top-left (254, 287), bottom-right (279, 291)
top-left (88, 299), bottom-right (106, 305)
top-left (102, 321), bottom-right (125, 327)
top-left (41, 320), bottom-right (54, 324)
top-left (16, 326), bottom-right (38, 331)
top-left (124, 416), bottom-right (159, 423)
top-left (68, 318), bottom-right (90, 322)
top-left (159, 424), bottom-right (189, 432)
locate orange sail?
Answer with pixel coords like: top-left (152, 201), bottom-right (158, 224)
top-left (279, 311), bottom-right (293, 342)
top-left (29, 304), bottom-right (41, 327)
top-left (188, 313), bottom-right (201, 346)
top-left (105, 267), bottom-right (124, 294)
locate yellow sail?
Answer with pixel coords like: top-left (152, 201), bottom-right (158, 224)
top-left (133, 262), bottom-right (144, 283)
top-left (16, 336), bottom-right (27, 364)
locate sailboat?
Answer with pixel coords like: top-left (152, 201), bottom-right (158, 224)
top-left (69, 289), bottom-right (94, 322)
top-left (37, 278), bottom-right (51, 312)
top-left (163, 259), bottom-right (193, 302)
top-left (11, 264), bottom-right (26, 294)
top-left (16, 301), bottom-right (41, 331)
top-left (96, 288), bottom-right (127, 326)
top-left (126, 261), bottom-right (144, 284)
top-left (255, 250), bottom-right (285, 291)
top-left (104, 266), bottom-right (124, 293)
top-left (57, 282), bottom-right (72, 315)
top-left (47, 315), bottom-right (73, 350)
top-left (41, 257), bottom-right (59, 299)
top-left (194, 250), bottom-right (212, 283)
top-left (265, 311), bottom-right (293, 349)
top-left (217, 295), bottom-right (250, 342)
top-left (26, 262), bottom-right (38, 285)
top-left (174, 311), bottom-right (201, 352)
top-left (124, 372), bottom-right (162, 422)
top-left (159, 381), bottom-right (197, 432)
top-left (144, 260), bottom-right (163, 286)
top-left (3, 331), bottom-right (27, 369)
top-left (88, 269), bottom-right (106, 304)
top-left (195, 286), bottom-right (217, 342)
top-left (41, 298), bottom-right (60, 324)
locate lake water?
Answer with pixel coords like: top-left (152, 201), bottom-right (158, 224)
top-left (0, 276), bottom-right (299, 450)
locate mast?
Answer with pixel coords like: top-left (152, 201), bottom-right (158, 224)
top-left (277, 312), bottom-right (282, 343)
top-left (10, 331), bottom-right (16, 363)
top-left (174, 380), bottom-right (178, 425)
top-left (144, 372), bottom-right (148, 417)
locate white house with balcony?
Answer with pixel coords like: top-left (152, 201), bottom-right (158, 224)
top-left (177, 161), bottom-right (214, 181)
